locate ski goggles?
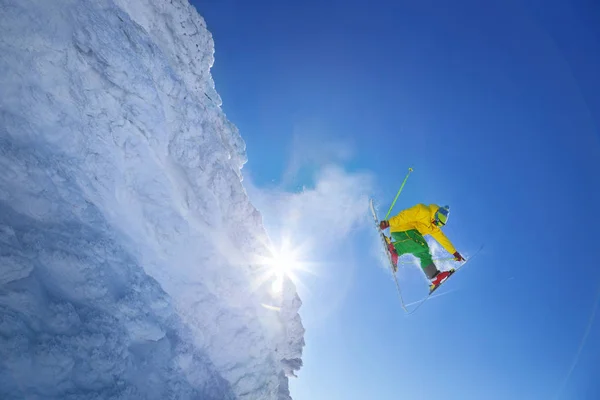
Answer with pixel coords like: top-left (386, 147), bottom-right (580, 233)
top-left (434, 206), bottom-right (449, 226)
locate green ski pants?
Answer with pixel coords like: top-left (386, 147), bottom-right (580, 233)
top-left (391, 230), bottom-right (437, 278)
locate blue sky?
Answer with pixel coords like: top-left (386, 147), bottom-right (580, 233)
top-left (192, 1), bottom-right (600, 399)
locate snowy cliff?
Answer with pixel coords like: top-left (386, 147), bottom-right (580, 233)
top-left (0, 0), bottom-right (304, 399)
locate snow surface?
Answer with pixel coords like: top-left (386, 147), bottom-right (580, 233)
top-left (0, 0), bottom-right (304, 399)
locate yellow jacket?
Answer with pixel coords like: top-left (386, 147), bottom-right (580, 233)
top-left (388, 203), bottom-right (457, 255)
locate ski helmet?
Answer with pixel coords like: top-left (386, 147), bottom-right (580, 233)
top-left (434, 205), bottom-right (450, 226)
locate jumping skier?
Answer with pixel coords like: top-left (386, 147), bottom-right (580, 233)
top-left (378, 203), bottom-right (465, 290)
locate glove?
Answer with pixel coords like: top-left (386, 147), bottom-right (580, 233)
top-left (453, 251), bottom-right (465, 262)
top-left (379, 220), bottom-right (389, 230)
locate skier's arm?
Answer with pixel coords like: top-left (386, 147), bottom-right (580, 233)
top-left (430, 229), bottom-right (457, 255)
top-left (387, 212), bottom-right (405, 227)
top-left (388, 204), bottom-right (422, 230)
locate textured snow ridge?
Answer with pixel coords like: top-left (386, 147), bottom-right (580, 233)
top-left (0, 0), bottom-right (304, 399)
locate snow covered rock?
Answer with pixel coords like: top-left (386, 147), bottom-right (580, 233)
top-left (0, 0), bottom-right (304, 399)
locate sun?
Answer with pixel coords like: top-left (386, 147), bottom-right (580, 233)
top-left (267, 249), bottom-right (301, 293)
top-left (270, 251), bottom-right (299, 277)
top-left (262, 243), bottom-right (301, 293)
top-left (251, 234), bottom-right (314, 296)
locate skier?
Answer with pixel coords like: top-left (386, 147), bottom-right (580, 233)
top-left (378, 203), bottom-right (465, 289)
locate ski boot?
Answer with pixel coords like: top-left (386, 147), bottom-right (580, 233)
top-left (384, 236), bottom-right (399, 273)
top-left (429, 269), bottom-right (455, 294)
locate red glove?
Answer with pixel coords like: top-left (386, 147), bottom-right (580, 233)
top-left (453, 252), bottom-right (465, 262)
top-left (379, 220), bottom-right (390, 230)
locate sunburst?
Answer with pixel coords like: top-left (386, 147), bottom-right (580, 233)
top-left (252, 234), bottom-right (315, 296)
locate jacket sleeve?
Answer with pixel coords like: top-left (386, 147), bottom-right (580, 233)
top-left (388, 204), bottom-right (422, 230)
top-left (430, 229), bottom-right (457, 255)
top-left (388, 212), bottom-right (408, 228)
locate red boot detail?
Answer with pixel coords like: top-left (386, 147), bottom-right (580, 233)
top-left (431, 270), bottom-right (452, 286)
top-left (386, 242), bottom-right (399, 270)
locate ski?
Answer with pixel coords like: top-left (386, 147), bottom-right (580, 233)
top-left (369, 198), bottom-right (409, 312)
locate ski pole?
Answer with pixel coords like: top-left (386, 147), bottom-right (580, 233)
top-left (385, 167), bottom-right (413, 220)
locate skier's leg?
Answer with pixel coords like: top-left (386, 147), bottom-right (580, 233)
top-left (393, 230), bottom-right (452, 288)
top-left (414, 247), bottom-right (438, 279)
top-left (405, 231), bottom-right (454, 286)
top-left (404, 230), bottom-right (439, 279)
top-left (390, 230), bottom-right (432, 275)
top-left (390, 231), bottom-right (413, 259)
